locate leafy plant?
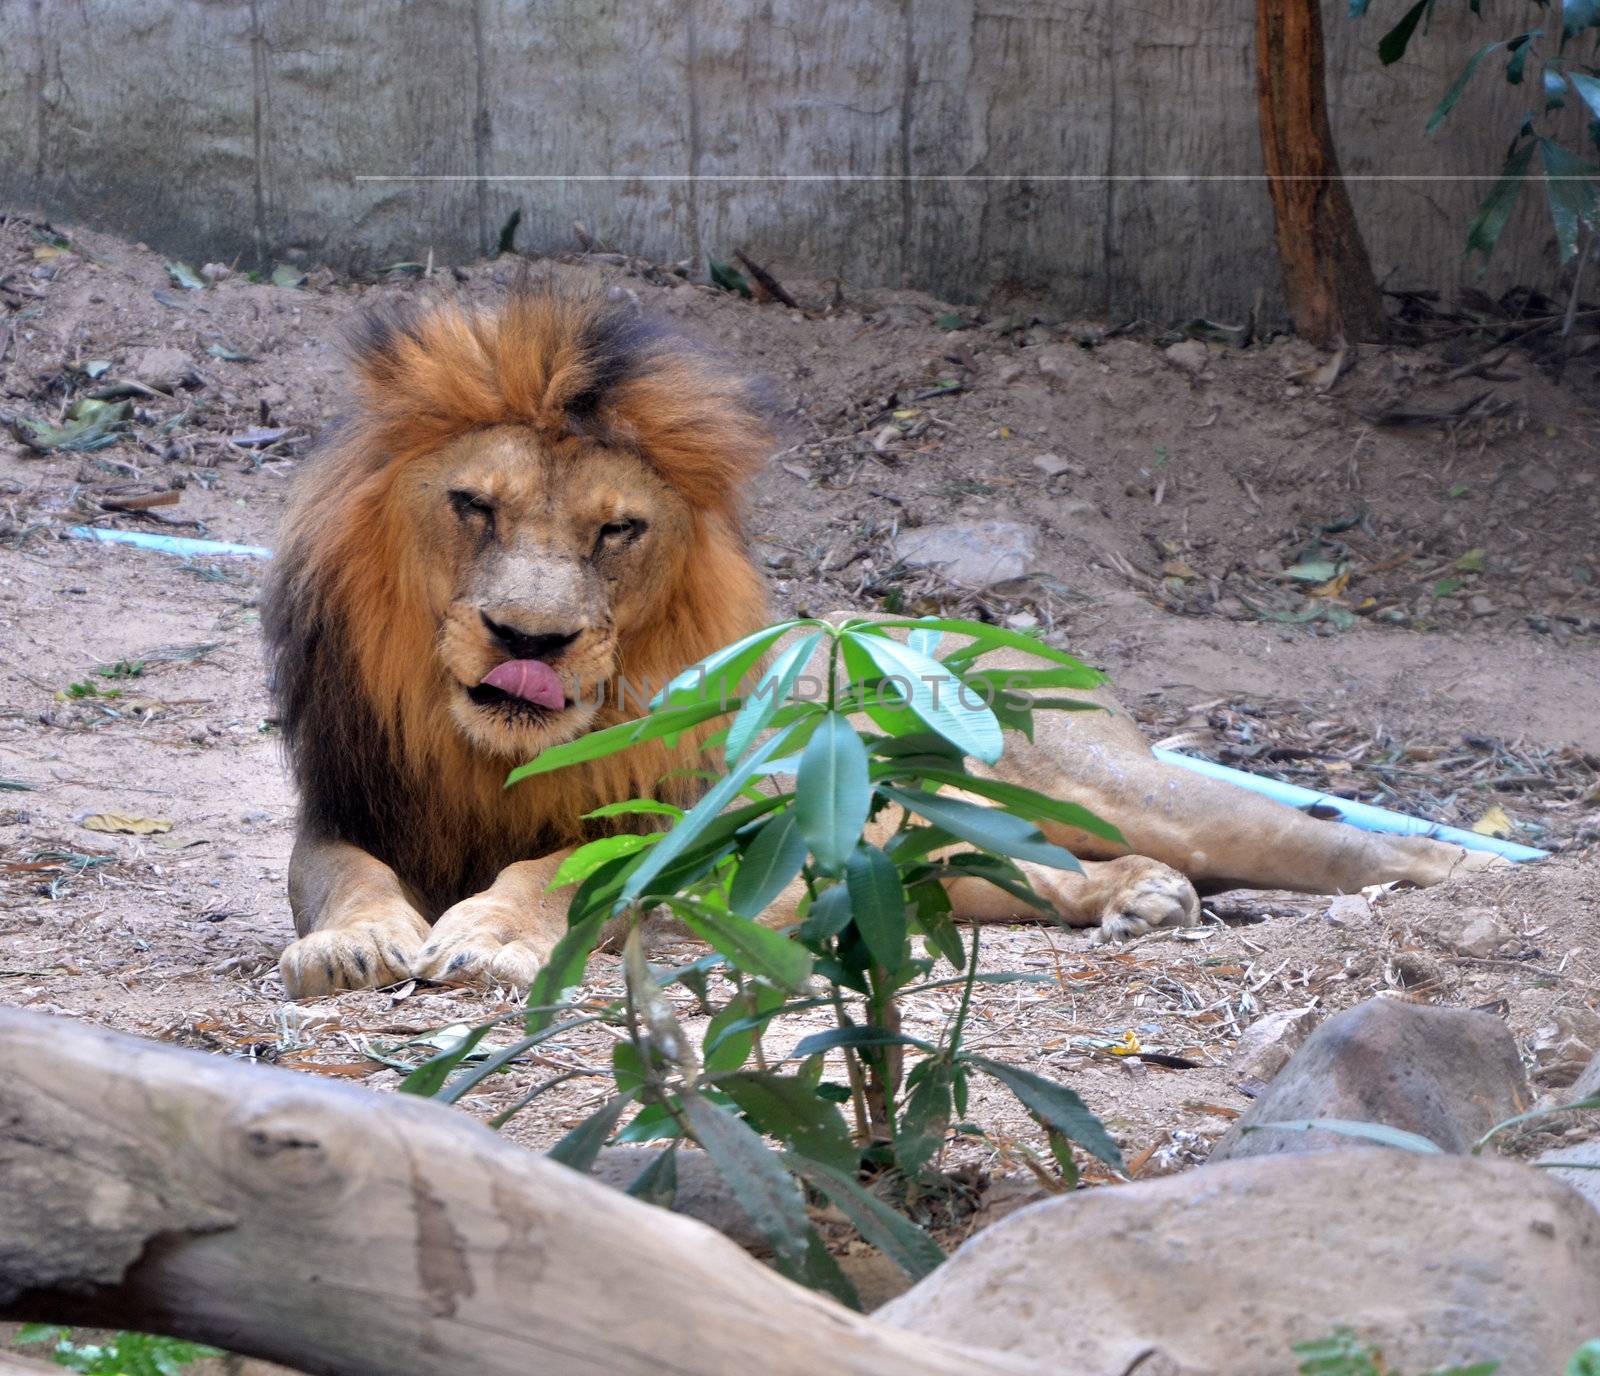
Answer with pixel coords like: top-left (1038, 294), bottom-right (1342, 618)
top-left (1293, 1327), bottom-right (1499, 1376)
top-left (1354, 0), bottom-right (1600, 267)
top-left (12, 1326), bottom-right (219, 1376)
top-left (397, 615), bottom-right (1125, 1304)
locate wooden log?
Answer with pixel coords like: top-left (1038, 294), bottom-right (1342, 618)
top-left (0, 1008), bottom-right (1042, 1376)
top-left (1255, 0), bottom-right (1388, 346)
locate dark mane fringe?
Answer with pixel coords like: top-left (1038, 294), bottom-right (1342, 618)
top-left (263, 279), bottom-right (771, 911)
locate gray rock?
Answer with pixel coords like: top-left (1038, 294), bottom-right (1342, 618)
top-left (1424, 905), bottom-right (1515, 959)
top-left (1033, 343), bottom-right (1089, 384)
top-left (1536, 1141), bottom-right (1600, 1212)
top-left (1030, 451), bottom-right (1084, 478)
top-left (1211, 996), bottom-right (1530, 1161)
top-left (1164, 339), bottom-right (1210, 375)
top-left (1228, 1005), bottom-right (1319, 1085)
top-left (878, 1150), bottom-right (1600, 1376)
top-left (126, 345), bottom-right (197, 392)
top-left (895, 520), bottom-right (1039, 586)
top-left (1534, 1006), bottom-right (1600, 1089)
top-left (590, 1146), bottom-right (764, 1251)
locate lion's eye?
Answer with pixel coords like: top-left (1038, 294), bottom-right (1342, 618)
top-left (596, 517), bottom-right (647, 549)
top-left (448, 489), bottom-right (496, 530)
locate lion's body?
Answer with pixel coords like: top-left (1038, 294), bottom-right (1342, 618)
top-left (266, 286), bottom-right (1504, 997)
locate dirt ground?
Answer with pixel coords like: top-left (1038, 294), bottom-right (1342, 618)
top-left (4, 211), bottom-right (1600, 1267)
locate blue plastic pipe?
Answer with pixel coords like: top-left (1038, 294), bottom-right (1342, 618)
top-left (1154, 747), bottom-right (1548, 862)
top-left (66, 526), bottom-right (274, 559)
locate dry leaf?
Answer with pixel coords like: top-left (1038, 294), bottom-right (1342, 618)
top-left (81, 812), bottom-right (173, 836)
top-left (1470, 805), bottom-right (1514, 839)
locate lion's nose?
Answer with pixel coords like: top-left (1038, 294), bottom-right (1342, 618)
top-left (480, 613), bottom-right (581, 663)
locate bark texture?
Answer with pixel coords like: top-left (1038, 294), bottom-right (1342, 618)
top-left (0, 1008), bottom-right (1040, 1376)
top-left (1256, 0), bottom-right (1388, 344)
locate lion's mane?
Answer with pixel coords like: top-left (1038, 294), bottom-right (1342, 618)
top-left (263, 283), bottom-right (770, 912)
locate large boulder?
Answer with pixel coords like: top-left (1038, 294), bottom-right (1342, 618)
top-left (878, 1150), bottom-right (1600, 1376)
top-left (1211, 996), bottom-right (1529, 1161)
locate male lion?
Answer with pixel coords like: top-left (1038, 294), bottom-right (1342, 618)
top-left (264, 284), bottom-right (1501, 998)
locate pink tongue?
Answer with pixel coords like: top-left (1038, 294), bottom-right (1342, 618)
top-left (481, 659), bottom-right (566, 710)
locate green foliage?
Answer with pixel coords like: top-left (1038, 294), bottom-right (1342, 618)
top-left (12, 1327), bottom-right (220, 1376)
top-left (397, 615), bottom-right (1119, 1301)
top-left (1293, 1327), bottom-right (1500, 1376)
top-left (1358, 1), bottom-right (1600, 266)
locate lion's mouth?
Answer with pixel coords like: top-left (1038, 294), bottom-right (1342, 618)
top-left (468, 658), bottom-right (570, 718)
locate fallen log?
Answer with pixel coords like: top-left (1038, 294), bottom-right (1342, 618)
top-left (0, 1008), bottom-right (1040, 1376)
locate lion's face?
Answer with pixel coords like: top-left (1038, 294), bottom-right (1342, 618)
top-left (402, 423), bottom-right (693, 758)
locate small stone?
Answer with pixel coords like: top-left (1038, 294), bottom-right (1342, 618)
top-left (1033, 343), bottom-right (1088, 385)
top-left (1468, 595), bottom-right (1498, 617)
top-left (1229, 1005), bottom-right (1320, 1084)
top-left (994, 360), bottom-right (1027, 385)
top-left (126, 345), bottom-right (197, 392)
top-left (1164, 339), bottom-right (1209, 375)
top-left (896, 520), bottom-right (1039, 586)
top-left (1536, 1141), bottom-right (1600, 1213)
top-left (1003, 612), bottom-right (1039, 630)
top-left (1031, 452), bottom-right (1083, 478)
top-left (200, 261), bottom-right (232, 283)
top-left (1324, 894), bottom-right (1372, 927)
top-left (1427, 906), bottom-right (1514, 959)
top-left (1211, 996), bottom-right (1530, 1161)
top-left (1531, 1006), bottom-right (1600, 1088)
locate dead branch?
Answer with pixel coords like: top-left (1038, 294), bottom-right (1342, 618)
top-left (0, 1007), bottom-right (1040, 1376)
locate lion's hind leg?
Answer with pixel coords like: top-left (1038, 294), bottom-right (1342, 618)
top-left (946, 854), bottom-right (1200, 943)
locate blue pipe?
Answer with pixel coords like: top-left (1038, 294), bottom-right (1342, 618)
top-left (66, 526), bottom-right (274, 559)
top-left (1153, 747), bottom-right (1548, 862)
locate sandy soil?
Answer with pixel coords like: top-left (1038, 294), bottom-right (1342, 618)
top-left (4, 212), bottom-right (1600, 1254)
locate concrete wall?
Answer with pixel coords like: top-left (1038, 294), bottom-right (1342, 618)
top-left (0, 0), bottom-right (1560, 321)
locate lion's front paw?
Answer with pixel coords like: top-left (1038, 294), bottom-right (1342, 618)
top-left (412, 899), bottom-right (558, 989)
top-left (280, 909), bottom-right (428, 997)
top-left (1089, 861), bottom-right (1201, 945)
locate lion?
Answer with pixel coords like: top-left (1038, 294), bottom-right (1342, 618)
top-left (264, 283), bottom-right (1504, 998)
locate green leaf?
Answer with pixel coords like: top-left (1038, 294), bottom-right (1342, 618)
top-left (508, 697), bottom-right (737, 783)
top-left (662, 896), bottom-right (813, 992)
top-left (621, 724), bottom-right (800, 905)
top-left (794, 713), bottom-right (872, 875)
top-left (1566, 0), bottom-right (1600, 42)
top-left (793, 1228), bottom-right (862, 1309)
top-left (896, 1059), bottom-right (952, 1174)
top-left (1572, 70), bottom-right (1600, 120)
top-left (845, 630), bottom-right (1004, 763)
top-left (547, 1091), bottom-right (636, 1170)
top-left (652, 622), bottom-right (798, 709)
top-left (718, 1070), bottom-right (858, 1171)
top-left (397, 1020), bottom-right (500, 1097)
top-left (703, 982), bottom-right (786, 1073)
top-left (728, 810), bottom-right (809, 917)
top-left (1541, 137), bottom-right (1599, 262)
top-left (1504, 32), bottom-right (1534, 84)
top-left (798, 882), bottom-right (854, 942)
top-left (1428, 40), bottom-right (1504, 132)
top-left (9, 397), bottom-right (132, 453)
top-left (875, 616), bottom-right (1102, 680)
top-left (583, 799), bottom-right (684, 821)
top-left (845, 843), bottom-right (908, 970)
top-left (1566, 1341), bottom-right (1600, 1376)
top-left (164, 259), bottom-right (205, 291)
top-left (1466, 137), bottom-right (1536, 264)
top-left (1241, 1117), bottom-right (1444, 1153)
top-left (888, 765), bottom-right (1123, 846)
top-left (790, 1025), bottom-right (936, 1059)
top-left (1544, 62), bottom-right (1569, 112)
top-left (724, 631), bottom-right (824, 762)
top-left (1349, 0), bottom-right (1371, 15)
top-left (966, 1054), bottom-right (1124, 1170)
top-left (547, 833), bottom-right (657, 890)
top-left (625, 1144), bottom-right (680, 1207)
top-left (786, 1155), bottom-right (946, 1280)
top-left (708, 257), bottom-right (753, 298)
top-left (525, 911), bottom-right (606, 1032)
top-left (1378, 0), bottom-right (1431, 65)
top-left (680, 1089), bottom-right (811, 1266)
top-left (878, 785), bottom-right (1083, 871)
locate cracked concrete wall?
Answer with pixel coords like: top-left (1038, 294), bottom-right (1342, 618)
top-left (0, 0), bottom-right (1559, 321)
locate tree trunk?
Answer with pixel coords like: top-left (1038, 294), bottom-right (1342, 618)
top-left (0, 1008), bottom-right (1043, 1376)
top-left (1256, 0), bottom-right (1388, 346)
